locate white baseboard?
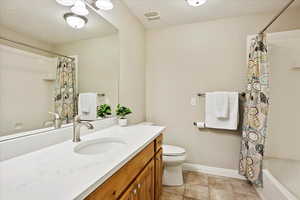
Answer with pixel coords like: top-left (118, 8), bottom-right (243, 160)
top-left (182, 163), bottom-right (298, 200)
top-left (182, 163), bottom-right (246, 180)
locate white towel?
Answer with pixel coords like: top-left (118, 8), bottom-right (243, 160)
top-left (214, 92), bottom-right (229, 119)
top-left (205, 92), bottom-right (239, 130)
top-left (78, 93), bottom-right (97, 121)
top-left (79, 95), bottom-right (90, 114)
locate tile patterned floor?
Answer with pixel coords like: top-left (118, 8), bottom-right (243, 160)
top-left (161, 171), bottom-right (261, 200)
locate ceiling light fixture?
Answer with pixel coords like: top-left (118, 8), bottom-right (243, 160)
top-left (95, 0), bottom-right (114, 10)
top-left (71, 0), bottom-right (89, 16)
top-left (64, 13), bottom-right (88, 29)
top-left (186, 0), bottom-right (207, 7)
top-left (56, 0), bottom-right (75, 6)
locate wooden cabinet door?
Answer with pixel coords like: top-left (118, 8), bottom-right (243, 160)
top-left (119, 184), bottom-right (137, 200)
top-left (119, 159), bottom-right (154, 200)
top-left (119, 189), bottom-right (133, 200)
top-left (136, 159), bottom-right (154, 200)
top-left (155, 149), bottom-right (163, 200)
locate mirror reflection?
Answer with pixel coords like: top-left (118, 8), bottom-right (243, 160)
top-left (0, 0), bottom-right (119, 138)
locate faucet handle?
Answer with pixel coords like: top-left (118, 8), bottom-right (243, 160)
top-left (74, 115), bottom-right (81, 122)
top-left (49, 112), bottom-right (60, 120)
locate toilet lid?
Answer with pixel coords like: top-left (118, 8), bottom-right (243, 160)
top-left (163, 145), bottom-right (186, 156)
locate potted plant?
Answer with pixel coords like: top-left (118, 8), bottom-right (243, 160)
top-left (97, 104), bottom-right (112, 118)
top-left (116, 104), bottom-right (132, 126)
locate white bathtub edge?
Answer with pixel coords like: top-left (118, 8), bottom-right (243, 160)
top-left (255, 169), bottom-right (298, 200)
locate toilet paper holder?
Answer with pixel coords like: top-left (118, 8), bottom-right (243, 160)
top-left (193, 122), bottom-right (206, 128)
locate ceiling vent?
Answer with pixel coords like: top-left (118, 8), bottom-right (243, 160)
top-left (144, 11), bottom-right (160, 21)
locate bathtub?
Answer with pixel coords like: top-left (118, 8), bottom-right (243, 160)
top-left (256, 158), bottom-right (300, 200)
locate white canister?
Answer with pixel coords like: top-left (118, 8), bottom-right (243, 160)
top-left (118, 118), bottom-right (128, 126)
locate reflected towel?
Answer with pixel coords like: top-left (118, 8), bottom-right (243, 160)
top-left (78, 93), bottom-right (97, 120)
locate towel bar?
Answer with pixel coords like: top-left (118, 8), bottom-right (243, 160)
top-left (77, 93), bottom-right (105, 97)
top-left (193, 91), bottom-right (244, 130)
top-left (197, 92), bottom-right (246, 97)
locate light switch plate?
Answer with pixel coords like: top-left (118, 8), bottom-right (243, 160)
top-left (190, 97), bottom-right (197, 106)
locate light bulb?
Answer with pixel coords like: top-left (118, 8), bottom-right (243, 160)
top-left (95, 0), bottom-right (114, 10)
top-left (56, 0), bottom-right (75, 6)
top-left (71, 0), bottom-right (89, 16)
top-left (186, 0), bottom-right (207, 7)
top-left (64, 13), bottom-right (88, 29)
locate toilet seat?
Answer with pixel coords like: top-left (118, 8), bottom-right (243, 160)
top-left (163, 145), bottom-right (186, 156)
top-left (163, 154), bottom-right (186, 163)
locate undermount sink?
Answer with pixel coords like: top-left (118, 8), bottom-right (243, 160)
top-left (74, 137), bottom-right (127, 155)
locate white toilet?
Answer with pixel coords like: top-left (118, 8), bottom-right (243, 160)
top-left (162, 145), bottom-right (186, 186)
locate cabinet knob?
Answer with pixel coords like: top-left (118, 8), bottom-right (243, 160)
top-left (133, 189), bottom-right (137, 195)
top-left (138, 184), bottom-right (141, 189)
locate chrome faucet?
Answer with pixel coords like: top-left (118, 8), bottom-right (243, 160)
top-left (48, 112), bottom-right (62, 129)
top-left (73, 115), bottom-right (94, 142)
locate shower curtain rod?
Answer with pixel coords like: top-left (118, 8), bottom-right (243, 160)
top-left (259, 0), bottom-right (296, 34)
top-left (0, 36), bottom-right (74, 60)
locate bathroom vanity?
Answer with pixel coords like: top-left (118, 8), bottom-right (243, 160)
top-left (86, 134), bottom-right (163, 200)
top-left (0, 125), bottom-right (165, 200)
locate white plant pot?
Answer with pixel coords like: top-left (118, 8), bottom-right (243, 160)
top-left (118, 118), bottom-right (128, 126)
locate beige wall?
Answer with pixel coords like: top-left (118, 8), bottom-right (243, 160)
top-left (146, 8), bottom-right (300, 169)
top-left (55, 34), bottom-right (120, 108)
top-left (91, 0), bottom-right (146, 123)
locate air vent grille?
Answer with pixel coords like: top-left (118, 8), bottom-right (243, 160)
top-left (144, 11), bottom-right (160, 21)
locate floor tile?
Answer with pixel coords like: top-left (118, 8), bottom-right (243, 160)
top-left (184, 171), bottom-right (208, 186)
top-left (183, 197), bottom-right (199, 200)
top-left (184, 184), bottom-right (209, 200)
top-left (163, 185), bottom-right (185, 195)
top-left (161, 191), bottom-right (184, 200)
top-left (234, 193), bottom-right (261, 200)
top-left (230, 179), bottom-right (259, 196)
top-left (162, 171), bottom-right (261, 200)
top-left (209, 188), bottom-right (235, 200)
top-left (207, 175), bottom-right (232, 191)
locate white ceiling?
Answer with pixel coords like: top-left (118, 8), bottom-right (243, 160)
top-left (0, 0), bottom-right (117, 45)
top-left (122, 0), bottom-right (300, 29)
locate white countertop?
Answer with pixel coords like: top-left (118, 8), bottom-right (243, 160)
top-left (0, 125), bottom-right (165, 200)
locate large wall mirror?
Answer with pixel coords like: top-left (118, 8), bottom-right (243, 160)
top-left (0, 0), bottom-right (119, 139)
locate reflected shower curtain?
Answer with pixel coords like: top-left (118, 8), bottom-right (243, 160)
top-left (54, 57), bottom-right (77, 123)
top-left (239, 34), bottom-right (270, 186)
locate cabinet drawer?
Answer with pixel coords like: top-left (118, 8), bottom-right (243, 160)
top-left (155, 134), bottom-right (163, 152)
top-left (85, 142), bottom-right (155, 200)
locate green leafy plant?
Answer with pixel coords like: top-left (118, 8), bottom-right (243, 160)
top-left (97, 104), bottom-right (112, 118)
top-left (116, 104), bottom-right (132, 119)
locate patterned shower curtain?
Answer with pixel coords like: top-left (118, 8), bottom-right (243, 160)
top-left (54, 57), bottom-right (77, 123)
top-left (239, 34), bottom-right (270, 186)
